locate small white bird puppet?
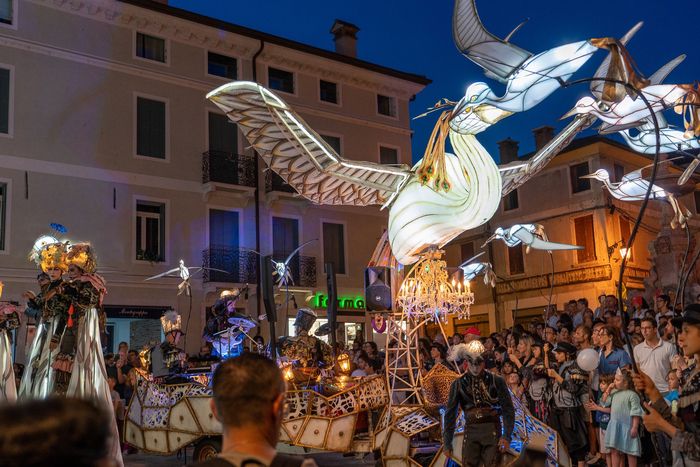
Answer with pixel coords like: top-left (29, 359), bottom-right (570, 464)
top-left (458, 252), bottom-right (496, 288)
top-left (145, 259), bottom-right (229, 296)
top-left (482, 224), bottom-right (583, 253)
top-left (581, 168), bottom-right (691, 228)
top-left (271, 239), bottom-right (317, 286)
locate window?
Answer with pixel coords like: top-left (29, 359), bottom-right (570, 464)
top-left (377, 94), bottom-right (396, 117)
top-left (272, 217), bottom-right (299, 257)
top-left (570, 161), bottom-right (591, 194)
top-left (574, 215), bottom-right (596, 263)
top-left (208, 209), bottom-right (240, 282)
top-left (613, 163), bottom-right (625, 183)
top-left (379, 146), bottom-right (398, 165)
top-left (0, 0), bottom-right (14, 26)
top-left (268, 67), bottom-right (294, 94)
top-left (207, 52), bottom-right (237, 79)
top-left (323, 222), bottom-right (346, 274)
top-left (508, 244), bottom-right (525, 275)
top-left (136, 201), bottom-right (165, 262)
top-left (619, 217), bottom-right (633, 261)
top-left (136, 96), bottom-right (167, 159)
top-left (0, 67), bottom-right (9, 135)
top-left (460, 242), bottom-right (475, 264)
top-left (0, 182), bottom-right (6, 250)
top-left (320, 134), bottom-right (341, 155)
top-left (319, 80), bottom-right (338, 104)
top-left (503, 189), bottom-right (519, 211)
top-left (208, 112), bottom-right (237, 154)
top-left (136, 32), bottom-right (166, 63)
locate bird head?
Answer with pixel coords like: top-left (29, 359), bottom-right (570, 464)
top-left (580, 168), bottom-right (610, 182)
top-left (482, 227), bottom-right (505, 247)
top-left (464, 82), bottom-right (492, 106)
top-left (561, 96), bottom-right (597, 119)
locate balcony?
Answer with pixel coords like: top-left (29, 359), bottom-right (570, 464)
top-left (202, 247), bottom-right (258, 284)
top-left (272, 251), bottom-right (317, 288)
top-left (201, 151), bottom-right (257, 202)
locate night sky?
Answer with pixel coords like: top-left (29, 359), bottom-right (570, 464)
top-left (170, 0), bottom-right (698, 163)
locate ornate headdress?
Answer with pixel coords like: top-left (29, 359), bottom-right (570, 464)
top-left (67, 243), bottom-right (98, 274)
top-left (160, 310), bottom-right (184, 335)
top-left (31, 239), bottom-right (69, 273)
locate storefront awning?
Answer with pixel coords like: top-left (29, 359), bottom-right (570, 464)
top-left (104, 305), bottom-right (173, 320)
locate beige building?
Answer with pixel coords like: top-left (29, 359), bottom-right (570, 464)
top-left (0, 0), bottom-right (429, 357)
top-left (440, 129), bottom-right (699, 337)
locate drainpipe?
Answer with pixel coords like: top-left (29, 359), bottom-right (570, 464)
top-left (252, 41), bottom-right (265, 324)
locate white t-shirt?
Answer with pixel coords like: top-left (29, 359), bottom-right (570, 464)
top-left (633, 338), bottom-right (677, 393)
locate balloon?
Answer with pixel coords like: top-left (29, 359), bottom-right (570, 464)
top-left (577, 348), bottom-right (599, 372)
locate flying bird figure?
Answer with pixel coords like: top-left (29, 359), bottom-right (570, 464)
top-left (581, 168), bottom-right (691, 228)
top-left (458, 252), bottom-right (496, 288)
top-left (271, 239), bottom-right (317, 286)
top-left (145, 259), bottom-right (229, 296)
top-left (451, 0), bottom-right (598, 114)
top-left (482, 224), bottom-right (583, 252)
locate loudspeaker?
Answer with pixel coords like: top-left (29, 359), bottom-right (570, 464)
top-left (365, 267), bottom-right (392, 311)
top-left (325, 262), bottom-right (338, 348)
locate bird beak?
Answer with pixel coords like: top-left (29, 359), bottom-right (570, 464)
top-left (579, 174), bottom-right (596, 179)
top-left (449, 97), bottom-right (470, 121)
top-left (481, 233), bottom-right (498, 248)
top-left (560, 107), bottom-right (578, 120)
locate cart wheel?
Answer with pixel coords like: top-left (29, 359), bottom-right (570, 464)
top-left (193, 437), bottom-right (222, 461)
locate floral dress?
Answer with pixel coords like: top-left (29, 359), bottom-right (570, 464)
top-left (605, 389), bottom-right (644, 455)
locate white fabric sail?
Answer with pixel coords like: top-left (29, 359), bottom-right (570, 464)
top-left (0, 331), bottom-right (16, 403)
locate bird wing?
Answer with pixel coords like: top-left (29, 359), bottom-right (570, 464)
top-left (457, 251), bottom-right (486, 269)
top-left (144, 267), bottom-right (180, 281)
top-left (207, 82), bottom-right (411, 207)
top-left (591, 22), bottom-right (643, 101)
top-left (500, 114), bottom-right (596, 195)
top-left (187, 267), bottom-right (231, 277)
top-left (452, 0), bottom-right (531, 82)
top-left (283, 239), bottom-right (318, 265)
top-left (512, 228), bottom-right (584, 251)
top-left (648, 55), bottom-right (686, 86)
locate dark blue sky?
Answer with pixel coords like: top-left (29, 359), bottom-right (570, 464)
top-left (171, 0), bottom-right (697, 162)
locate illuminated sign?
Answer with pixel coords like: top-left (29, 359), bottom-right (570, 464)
top-left (311, 292), bottom-right (365, 311)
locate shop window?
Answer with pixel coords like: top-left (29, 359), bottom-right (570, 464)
top-left (207, 52), bottom-right (237, 79)
top-left (136, 32), bottom-right (166, 63)
top-left (268, 67), bottom-right (294, 94)
top-left (136, 201), bottom-right (165, 262)
top-left (323, 222), bottom-right (346, 274)
top-left (574, 215), bottom-right (596, 263)
top-left (136, 96), bottom-right (167, 159)
top-left (319, 80), bottom-right (338, 104)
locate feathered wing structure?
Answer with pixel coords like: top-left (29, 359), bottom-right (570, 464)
top-left (207, 81), bottom-right (411, 207)
top-left (452, 0), bottom-right (531, 82)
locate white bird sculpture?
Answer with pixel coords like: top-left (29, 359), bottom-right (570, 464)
top-left (482, 224), bottom-right (583, 253)
top-left (145, 259), bottom-right (230, 296)
top-left (451, 0), bottom-right (598, 114)
top-left (581, 168), bottom-right (691, 228)
top-left (458, 253), bottom-right (496, 287)
top-left (563, 84), bottom-right (689, 128)
top-left (271, 239), bottom-right (317, 286)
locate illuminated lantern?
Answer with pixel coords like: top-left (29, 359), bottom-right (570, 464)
top-left (280, 361), bottom-right (294, 381)
top-left (337, 353), bottom-right (351, 374)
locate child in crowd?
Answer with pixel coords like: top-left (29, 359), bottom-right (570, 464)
top-left (665, 369), bottom-right (680, 414)
top-left (587, 374), bottom-right (614, 467)
top-left (506, 372), bottom-right (527, 407)
top-left (606, 369), bottom-right (643, 466)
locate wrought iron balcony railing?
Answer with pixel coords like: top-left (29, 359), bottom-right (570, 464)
top-left (202, 151), bottom-right (257, 188)
top-left (265, 171), bottom-right (296, 194)
top-left (202, 247), bottom-right (258, 284)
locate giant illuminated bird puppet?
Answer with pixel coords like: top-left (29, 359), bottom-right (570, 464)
top-left (206, 2), bottom-right (633, 265)
top-left (482, 224), bottom-right (583, 253)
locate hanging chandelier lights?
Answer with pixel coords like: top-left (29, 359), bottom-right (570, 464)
top-left (396, 249), bottom-right (474, 322)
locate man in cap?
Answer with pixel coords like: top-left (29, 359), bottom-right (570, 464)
top-left (547, 341), bottom-right (589, 467)
top-left (443, 340), bottom-right (514, 466)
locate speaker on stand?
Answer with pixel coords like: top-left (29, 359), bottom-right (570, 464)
top-left (260, 255), bottom-right (278, 358)
top-left (365, 267), bottom-right (392, 311)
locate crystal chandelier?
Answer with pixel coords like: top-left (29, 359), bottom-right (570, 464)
top-left (396, 249), bottom-right (474, 322)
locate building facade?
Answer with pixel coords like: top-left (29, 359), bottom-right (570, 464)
top-left (0, 0), bottom-right (429, 357)
top-left (440, 130), bottom-right (699, 336)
